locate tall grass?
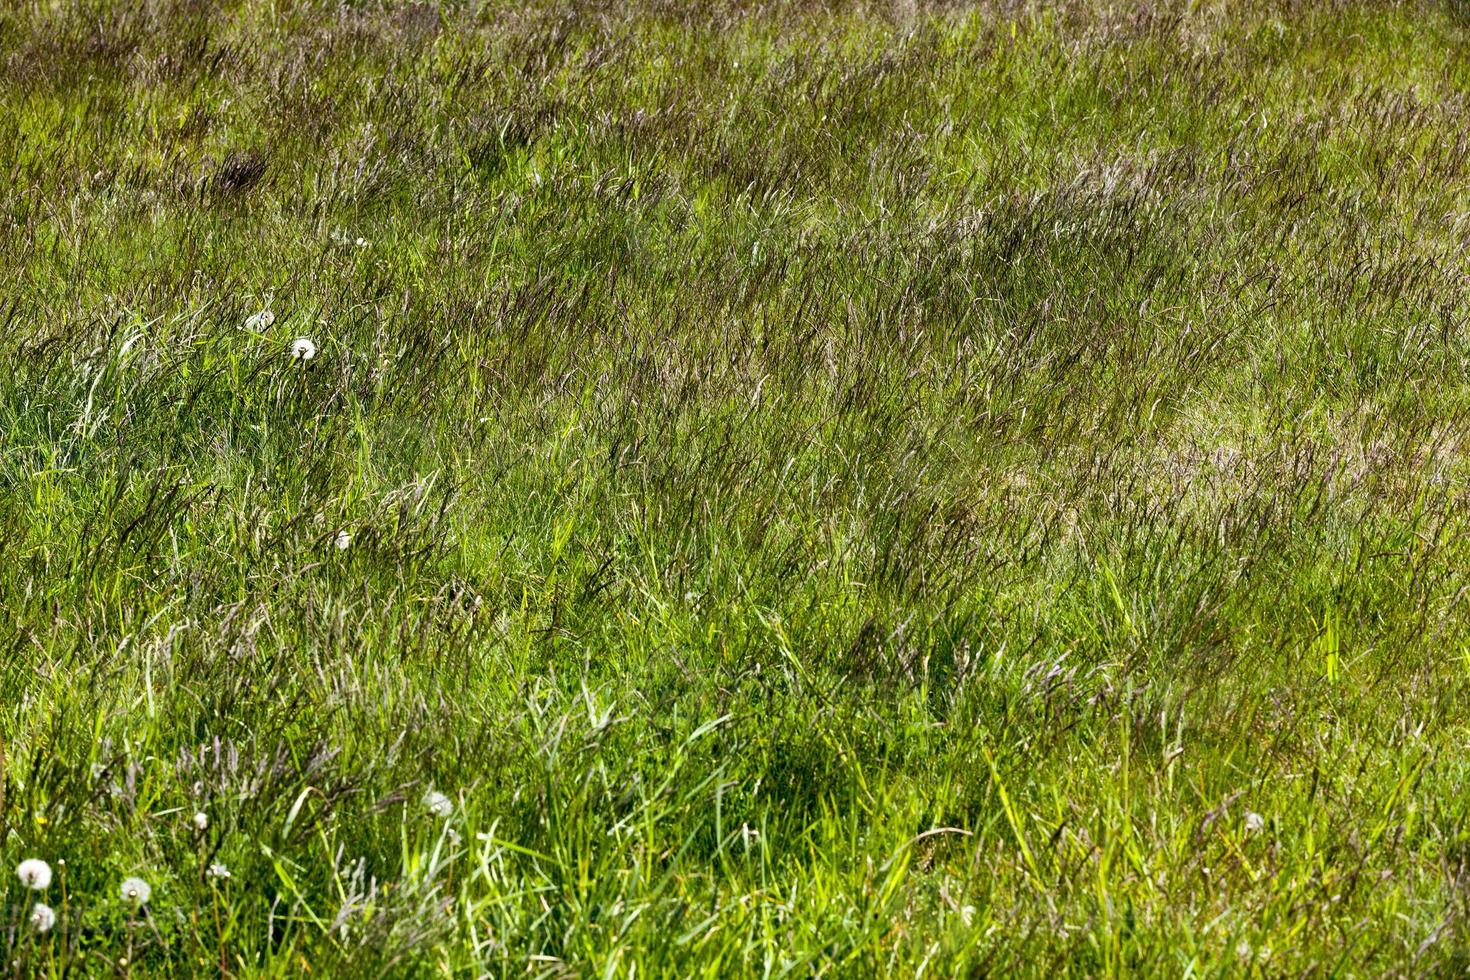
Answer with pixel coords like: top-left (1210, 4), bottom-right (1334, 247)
top-left (3, 0), bottom-right (1470, 974)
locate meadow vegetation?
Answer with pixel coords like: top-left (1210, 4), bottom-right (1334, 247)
top-left (3, 0), bottom-right (1470, 974)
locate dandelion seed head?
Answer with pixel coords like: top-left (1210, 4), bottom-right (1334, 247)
top-left (16, 859), bottom-right (52, 890)
top-left (193, 811), bottom-right (208, 831)
top-left (29, 903), bottom-right (56, 933)
top-left (244, 309), bottom-right (275, 331)
top-left (335, 530), bottom-right (351, 550)
top-left (290, 337), bottom-right (317, 361)
top-left (422, 789), bottom-right (452, 818)
top-left (120, 876), bottom-right (152, 907)
top-left (1244, 811), bottom-right (1265, 833)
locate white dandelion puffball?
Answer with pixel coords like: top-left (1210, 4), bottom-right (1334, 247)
top-left (120, 876), bottom-right (152, 907)
top-left (207, 863), bottom-right (231, 880)
top-left (422, 789), bottom-right (452, 818)
top-left (17, 859), bottom-right (52, 890)
top-left (335, 530), bottom-right (351, 550)
top-left (193, 811), bottom-right (209, 831)
top-left (244, 309), bottom-right (275, 331)
top-left (29, 903), bottom-right (56, 934)
top-left (289, 337), bottom-right (317, 361)
top-left (1244, 811), bottom-right (1265, 833)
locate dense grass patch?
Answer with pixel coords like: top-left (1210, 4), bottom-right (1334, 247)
top-left (3, 0), bottom-right (1470, 974)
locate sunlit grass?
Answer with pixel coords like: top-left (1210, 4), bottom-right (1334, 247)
top-left (2, 0), bottom-right (1470, 975)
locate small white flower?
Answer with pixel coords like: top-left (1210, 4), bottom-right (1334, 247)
top-left (120, 876), bottom-right (151, 907)
top-left (289, 337), bottom-right (316, 361)
top-left (960, 904), bottom-right (976, 927)
top-left (422, 789), bottom-right (452, 818)
top-left (207, 863), bottom-right (231, 880)
top-left (334, 530), bottom-right (351, 550)
top-left (16, 859), bottom-right (52, 890)
top-left (355, 236), bottom-right (368, 248)
top-left (193, 811), bottom-right (208, 831)
top-left (29, 903), bottom-right (56, 933)
top-left (1244, 811), bottom-right (1265, 833)
top-left (1235, 938), bottom-right (1254, 961)
top-left (244, 309), bottom-right (275, 331)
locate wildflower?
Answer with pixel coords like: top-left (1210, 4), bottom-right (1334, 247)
top-left (422, 789), bottom-right (452, 818)
top-left (193, 811), bottom-right (208, 831)
top-left (16, 859), bottom-right (52, 890)
top-left (244, 309), bottom-right (275, 331)
top-left (120, 876), bottom-right (151, 907)
top-left (207, 863), bottom-right (231, 880)
top-left (289, 338), bottom-right (317, 361)
top-left (335, 530), bottom-right (351, 550)
top-left (1235, 938), bottom-right (1254, 961)
top-left (960, 905), bottom-right (976, 927)
top-left (355, 237), bottom-right (368, 248)
top-left (1244, 811), bottom-right (1265, 833)
top-left (29, 903), bottom-right (56, 933)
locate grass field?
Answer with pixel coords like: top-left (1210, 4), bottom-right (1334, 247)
top-left (3, 0), bottom-right (1470, 974)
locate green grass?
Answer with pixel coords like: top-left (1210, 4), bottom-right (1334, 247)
top-left (3, 0), bottom-right (1470, 974)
